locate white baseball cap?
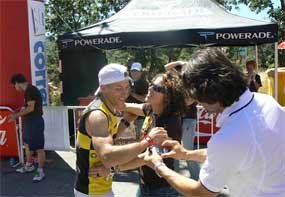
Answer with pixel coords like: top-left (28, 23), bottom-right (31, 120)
top-left (130, 62), bottom-right (142, 71)
top-left (94, 63), bottom-right (131, 95)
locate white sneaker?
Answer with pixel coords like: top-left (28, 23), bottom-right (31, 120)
top-left (16, 165), bottom-right (35, 173)
top-left (32, 171), bottom-right (45, 182)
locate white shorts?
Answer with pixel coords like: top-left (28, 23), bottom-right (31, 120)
top-left (74, 189), bottom-right (114, 197)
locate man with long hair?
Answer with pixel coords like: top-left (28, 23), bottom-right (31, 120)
top-left (139, 48), bottom-right (285, 197)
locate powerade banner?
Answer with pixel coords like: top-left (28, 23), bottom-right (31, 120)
top-left (27, 0), bottom-right (49, 105)
top-left (58, 0), bottom-right (279, 50)
top-left (59, 24), bottom-right (278, 49)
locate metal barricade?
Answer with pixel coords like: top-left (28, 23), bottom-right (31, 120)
top-left (67, 106), bottom-right (86, 149)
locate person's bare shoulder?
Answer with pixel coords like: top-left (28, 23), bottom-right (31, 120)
top-left (85, 110), bottom-right (109, 137)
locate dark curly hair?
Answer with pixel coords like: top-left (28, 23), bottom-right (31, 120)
top-left (182, 48), bottom-right (247, 107)
top-left (152, 71), bottom-right (186, 116)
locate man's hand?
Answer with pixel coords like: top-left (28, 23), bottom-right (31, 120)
top-left (89, 163), bottom-right (110, 178)
top-left (138, 146), bottom-right (163, 169)
top-left (148, 127), bottom-right (168, 145)
top-left (161, 140), bottom-right (186, 160)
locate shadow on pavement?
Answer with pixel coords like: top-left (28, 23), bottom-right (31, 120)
top-left (1, 151), bottom-right (76, 197)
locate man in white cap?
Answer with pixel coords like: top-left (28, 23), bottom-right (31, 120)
top-left (128, 62), bottom-right (148, 104)
top-left (74, 63), bottom-right (167, 197)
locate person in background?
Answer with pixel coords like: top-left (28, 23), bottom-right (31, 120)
top-left (8, 73), bottom-right (46, 182)
top-left (245, 60), bottom-right (262, 92)
top-left (128, 62), bottom-right (148, 103)
top-left (139, 48), bottom-right (285, 197)
top-left (127, 62), bottom-right (149, 138)
top-left (74, 64), bottom-right (167, 197)
top-left (165, 61), bottom-right (199, 180)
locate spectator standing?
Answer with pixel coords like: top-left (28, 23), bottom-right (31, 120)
top-left (128, 62), bottom-right (148, 103)
top-left (8, 73), bottom-right (46, 182)
top-left (127, 62), bottom-right (149, 137)
top-left (245, 60), bottom-right (262, 92)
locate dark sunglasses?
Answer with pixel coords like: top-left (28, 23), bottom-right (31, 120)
top-left (151, 83), bottom-right (166, 94)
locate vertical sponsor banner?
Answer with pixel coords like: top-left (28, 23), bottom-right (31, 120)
top-left (27, 0), bottom-right (49, 106)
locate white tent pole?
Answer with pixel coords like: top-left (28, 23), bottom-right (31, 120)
top-left (255, 45), bottom-right (259, 70)
top-left (274, 42), bottom-right (278, 100)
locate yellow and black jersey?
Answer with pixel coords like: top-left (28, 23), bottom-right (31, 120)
top-left (75, 98), bottom-right (118, 195)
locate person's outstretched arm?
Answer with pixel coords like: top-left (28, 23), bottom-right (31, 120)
top-left (139, 147), bottom-right (216, 197)
top-left (124, 103), bottom-right (145, 117)
top-left (86, 110), bottom-right (168, 168)
top-left (164, 61), bottom-right (186, 72)
top-left (161, 140), bottom-right (207, 163)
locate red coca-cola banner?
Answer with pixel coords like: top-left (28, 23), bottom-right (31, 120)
top-left (0, 108), bottom-right (19, 157)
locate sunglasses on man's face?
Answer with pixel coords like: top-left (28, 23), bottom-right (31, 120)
top-left (151, 83), bottom-right (166, 94)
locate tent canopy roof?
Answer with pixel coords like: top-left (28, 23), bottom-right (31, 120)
top-left (58, 0), bottom-right (278, 49)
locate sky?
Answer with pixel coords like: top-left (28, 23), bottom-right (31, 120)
top-left (230, 1), bottom-right (281, 22)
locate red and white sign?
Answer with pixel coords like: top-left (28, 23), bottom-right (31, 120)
top-left (195, 107), bottom-right (220, 144)
top-left (0, 109), bottom-right (18, 157)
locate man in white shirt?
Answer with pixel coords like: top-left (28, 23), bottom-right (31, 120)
top-left (139, 48), bottom-right (285, 197)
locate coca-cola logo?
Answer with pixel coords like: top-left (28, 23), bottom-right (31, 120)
top-left (197, 109), bottom-right (216, 125)
top-left (0, 130), bottom-right (7, 145)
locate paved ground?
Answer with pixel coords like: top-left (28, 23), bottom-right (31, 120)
top-left (1, 150), bottom-right (207, 197)
top-left (0, 151), bottom-right (140, 197)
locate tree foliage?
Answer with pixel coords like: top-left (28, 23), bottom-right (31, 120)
top-left (45, 0), bottom-right (285, 97)
top-left (45, 0), bottom-right (129, 104)
top-left (224, 0), bottom-right (284, 40)
top-left (235, 0), bottom-right (284, 67)
top-left (45, 0), bottom-right (129, 39)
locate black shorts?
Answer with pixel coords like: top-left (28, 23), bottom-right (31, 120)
top-left (23, 116), bottom-right (45, 151)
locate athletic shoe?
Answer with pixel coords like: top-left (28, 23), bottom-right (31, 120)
top-left (16, 164), bottom-right (35, 173)
top-left (32, 171), bottom-right (45, 182)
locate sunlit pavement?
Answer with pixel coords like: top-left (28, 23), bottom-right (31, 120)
top-left (1, 150), bottom-right (216, 197)
top-left (1, 151), bottom-right (140, 197)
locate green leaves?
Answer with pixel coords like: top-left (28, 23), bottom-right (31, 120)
top-left (45, 0), bottom-right (129, 39)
